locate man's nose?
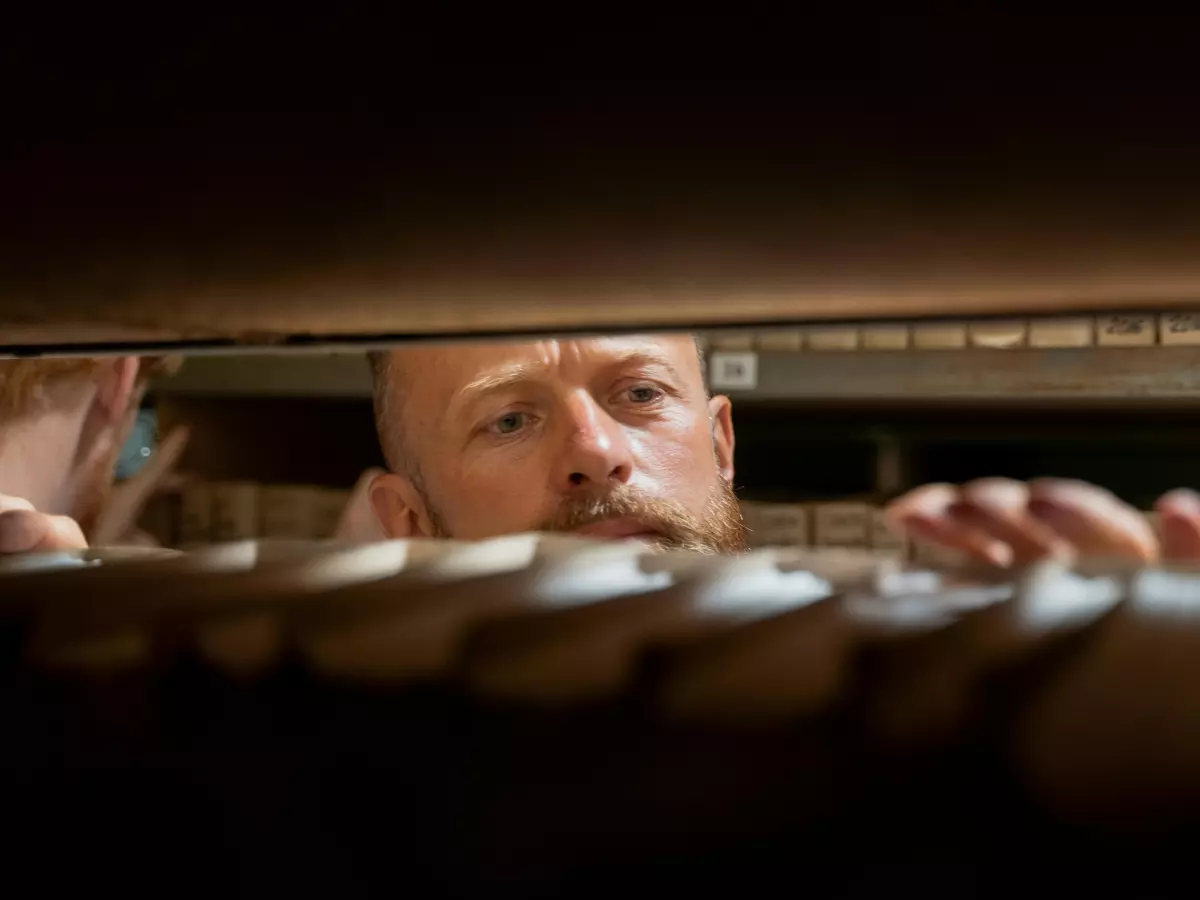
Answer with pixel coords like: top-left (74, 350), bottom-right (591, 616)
top-left (555, 392), bottom-right (634, 490)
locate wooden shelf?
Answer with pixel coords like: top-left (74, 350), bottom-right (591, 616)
top-left (154, 347), bottom-right (1200, 404)
top-left (155, 353), bottom-right (372, 399)
top-left (725, 347), bottom-right (1200, 403)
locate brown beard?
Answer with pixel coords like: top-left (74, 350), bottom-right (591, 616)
top-left (536, 480), bottom-right (748, 554)
top-left (418, 473), bottom-right (747, 554)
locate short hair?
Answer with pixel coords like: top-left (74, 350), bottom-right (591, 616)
top-left (367, 335), bottom-right (708, 473)
top-left (0, 356), bottom-right (180, 421)
top-left (367, 349), bottom-right (403, 472)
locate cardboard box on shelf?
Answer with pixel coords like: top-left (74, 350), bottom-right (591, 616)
top-left (211, 481), bottom-right (260, 541)
top-left (869, 508), bottom-right (909, 555)
top-left (179, 482), bottom-right (213, 545)
top-left (812, 502), bottom-right (870, 548)
top-left (137, 491), bottom-right (180, 547)
top-left (741, 502), bottom-right (809, 548)
top-left (261, 485), bottom-right (321, 539)
top-left (315, 488), bottom-right (353, 538)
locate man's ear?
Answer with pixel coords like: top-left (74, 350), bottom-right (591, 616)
top-left (708, 394), bottom-right (735, 483)
top-left (370, 471), bottom-right (437, 539)
top-left (92, 357), bottom-right (142, 425)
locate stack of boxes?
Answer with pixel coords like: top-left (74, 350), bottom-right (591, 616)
top-left (149, 487), bottom-right (1163, 560)
top-left (147, 481), bottom-right (354, 546)
top-left (740, 499), bottom-right (1163, 565)
top-left (706, 311), bottom-right (1200, 353)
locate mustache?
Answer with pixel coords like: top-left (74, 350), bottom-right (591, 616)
top-left (538, 486), bottom-right (689, 534)
top-left (540, 489), bottom-right (691, 532)
top-left (537, 485), bottom-right (737, 554)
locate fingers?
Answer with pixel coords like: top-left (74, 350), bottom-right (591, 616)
top-left (1028, 479), bottom-right (1158, 563)
top-left (955, 478), bottom-right (1073, 564)
top-left (888, 477), bottom-right (1159, 567)
top-left (0, 494), bottom-right (36, 515)
top-left (0, 509), bottom-right (88, 554)
top-left (1156, 489), bottom-right (1200, 561)
top-left (886, 482), bottom-right (1016, 567)
top-left (94, 425), bottom-right (191, 545)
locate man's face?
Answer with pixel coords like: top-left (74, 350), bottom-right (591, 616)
top-left (371, 334), bottom-right (745, 553)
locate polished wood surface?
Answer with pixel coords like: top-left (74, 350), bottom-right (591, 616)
top-left (7, 15), bottom-right (1200, 349)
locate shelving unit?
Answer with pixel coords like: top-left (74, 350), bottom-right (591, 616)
top-left (145, 320), bottom-right (1200, 521)
top-left (155, 347), bottom-right (1200, 404)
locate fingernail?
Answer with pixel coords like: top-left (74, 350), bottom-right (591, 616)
top-left (1160, 488), bottom-right (1200, 516)
top-left (1027, 497), bottom-right (1069, 524)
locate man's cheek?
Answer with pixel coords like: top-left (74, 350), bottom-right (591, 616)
top-left (637, 437), bottom-right (711, 494)
top-left (453, 477), bottom-right (547, 536)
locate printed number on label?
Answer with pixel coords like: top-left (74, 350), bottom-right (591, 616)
top-left (709, 352), bottom-right (758, 391)
top-left (1104, 315), bottom-right (1148, 335)
top-left (1167, 313), bottom-right (1200, 334)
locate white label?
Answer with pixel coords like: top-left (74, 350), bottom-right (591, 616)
top-left (709, 352), bottom-right (758, 390)
top-left (1097, 314), bottom-right (1155, 346)
top-left (1029, 317), bottom-right (1094, 348)
top-left (860, 325), bottom-right (910, 350)
top-left (913, 323), bottom-right (968, 350)
top-left (756, 330), bottom-right (804, 352)
top-left (969, 320), bottom-right (1027, 349)
top-left (806, 327), bottom-right (860, 351)
top-left (1160, 313), bottom-right (1200, 345)
top-left (707, 331), bottom-right (756, 351)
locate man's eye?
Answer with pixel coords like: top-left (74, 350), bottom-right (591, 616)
top-left (627, 386), bottom-right (662, 403)
top-left (491, 412), bottom-right (528, 435)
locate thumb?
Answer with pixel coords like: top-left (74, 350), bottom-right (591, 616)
top-left (0, 509), bottom-right (88, 554)
top-left (1156, 489), bottom-right (1200, 561)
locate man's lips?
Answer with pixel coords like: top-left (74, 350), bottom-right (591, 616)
top-left (571, 517), bottom-right (661, 540)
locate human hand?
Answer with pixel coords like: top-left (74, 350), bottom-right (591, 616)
top-left (883, 477), bottom-right (1200, 566)
top-left (92, 425), bottom-right (190, 546)
top-left (0, 493), bottom-right (88, 554)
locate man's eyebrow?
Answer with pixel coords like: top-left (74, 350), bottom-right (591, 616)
top-left (604, 350), bottom-right (685, 383)
top-left (457, 362), bottom-right (547, 401)
top-left (454, 351), bottom-right (686, 407)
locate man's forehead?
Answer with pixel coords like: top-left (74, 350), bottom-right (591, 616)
top-left (391, 334), bottom-right (700, 395)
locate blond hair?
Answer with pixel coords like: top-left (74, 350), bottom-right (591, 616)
top-left (0, 356), bottom-right (181, 421)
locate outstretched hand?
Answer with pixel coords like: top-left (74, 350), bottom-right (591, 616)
top-left (886, 477), bottom-right (1200, 566)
